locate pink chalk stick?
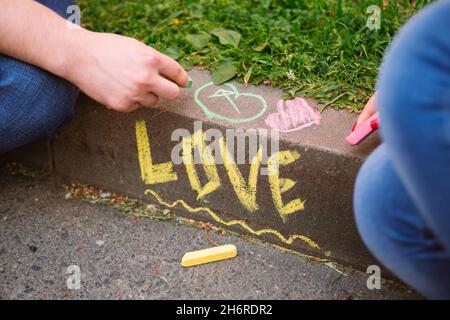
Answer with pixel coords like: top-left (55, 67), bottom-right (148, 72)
top-left (346, 112), bottom-right (379, 146)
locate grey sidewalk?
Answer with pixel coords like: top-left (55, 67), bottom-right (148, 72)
top-left (0, 166), bottom-right (421, 300)
top-left (4, 69), bottom-right (380, 269)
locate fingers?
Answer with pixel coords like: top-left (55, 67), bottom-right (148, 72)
top-left (157, 54), bottom-right (190, 88)
top-left (116, 93), bottom-right (158, 112)
top-left (149, 75), bottom-right (181, 100)
top-left (138, 92), bottom-right (159, 108)
top-left (357, 94), bottom-right (377, 125)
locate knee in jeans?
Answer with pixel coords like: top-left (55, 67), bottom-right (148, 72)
top-left (28, 71), bottom-right (79, 137)
top-left (0, 60), bottom-right (79, 146)
top-left (19, 68), bottom-right (78, 137)
top-left (354, 145), bottom-right (393, 251)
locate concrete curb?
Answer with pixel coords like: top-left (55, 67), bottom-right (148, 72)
top-left (5, 69), bottom-right (381, 271)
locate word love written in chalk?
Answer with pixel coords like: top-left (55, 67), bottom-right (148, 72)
top-left (135, 120), bottom-right (306, 223)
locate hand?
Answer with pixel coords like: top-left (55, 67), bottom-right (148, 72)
top-left (68, 31), bottom-right (189, 112)
top-left (0, 0), bottom-right (189, 113)
top-left (356, 93), bottom-right (377, 126)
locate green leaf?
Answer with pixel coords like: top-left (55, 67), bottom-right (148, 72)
top-left (253, 43), bottom-right (267, 52)
top-left (212, 60), bottom-right (237, 85)
top-left (166, 10), bottom-right (183, 21)
top-left (162, 46), bottom-right (183, 60)
top-left (185, 33), bottom-right (212, 50)
top-left (337, 0), bottom-right (343, 18)
top-left (211, 29), bottom-right (241, 48)
top-left (243, 66), bottom-right (253, 86)
top-left (261, 0), bottom-right (271, 9)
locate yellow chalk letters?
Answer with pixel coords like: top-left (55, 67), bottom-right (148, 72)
top-left (135, 120), bottom-right (178, 184)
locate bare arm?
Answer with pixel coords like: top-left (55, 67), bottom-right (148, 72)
top-left (0, 0), bottom-right (189, 112)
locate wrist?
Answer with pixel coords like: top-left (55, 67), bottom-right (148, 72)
top-left (55, 27), bottom-right (95, 86)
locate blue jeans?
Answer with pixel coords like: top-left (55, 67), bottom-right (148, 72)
top-left (0, 0), bottom-right (79, 154)
top-left (355, 0), bottom-right (450, 299)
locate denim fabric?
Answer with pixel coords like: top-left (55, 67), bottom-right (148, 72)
top-left (354, 0), bottom-right (450, 299)
top-left (0, 0), bottom-right (79, 154)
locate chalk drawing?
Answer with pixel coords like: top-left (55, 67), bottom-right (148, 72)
top-left (144, 188), bottom-right (320, 249)
top-left (182, 130), bottom-right (221, 200)
top-left (136, 120), bottom-right (178, 184)
top-left (194, 82), bottom-right (267, 123)
top-left (136, 120), bottom-right (305, 220)
top-left (265, 97), bottom-right (321, 132)
top-left (267, 150), bottom-right (305, 223)
top-left (135, 120), bottom-right (316, 248)
top-left (219, 137), bottom-right (262, 212)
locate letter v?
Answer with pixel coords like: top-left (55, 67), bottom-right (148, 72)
top-left (219, 137), bottom-right (262, 212)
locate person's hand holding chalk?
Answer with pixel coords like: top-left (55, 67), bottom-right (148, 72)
top-left (65, 31), bottom-right (192, 113)
top-left (355, 93), bottom-right (377, 127)
top-left (346, 93), bottom-right (379, 146)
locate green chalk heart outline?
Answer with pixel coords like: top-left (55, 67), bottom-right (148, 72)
top-left (194, 82), bottom-right (267, 124)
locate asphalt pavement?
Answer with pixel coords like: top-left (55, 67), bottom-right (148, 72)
top-left (0, 165), bottom-right (421, 299)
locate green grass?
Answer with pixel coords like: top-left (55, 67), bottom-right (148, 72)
top-left (78, 0), bottom-right (431, 112)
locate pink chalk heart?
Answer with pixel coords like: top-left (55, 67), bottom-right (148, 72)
top-left (265, 97), bottom-right (321, 132)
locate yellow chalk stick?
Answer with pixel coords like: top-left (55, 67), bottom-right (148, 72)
top-left (181, 244), bottom-right (237, 267)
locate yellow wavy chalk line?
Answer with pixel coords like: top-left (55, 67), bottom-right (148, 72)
top-left (144, 188), bottom-right (320, 250)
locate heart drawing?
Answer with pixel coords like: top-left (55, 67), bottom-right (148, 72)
top-left (194, 82), bottom-right (268, 124)
top-left (264, 97), bottom-right (321, 132)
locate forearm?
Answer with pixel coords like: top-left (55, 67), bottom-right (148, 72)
top-left (0, 0), bottom-right (87, 81)
top-left (0, 0), bottom-right (188, 113)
